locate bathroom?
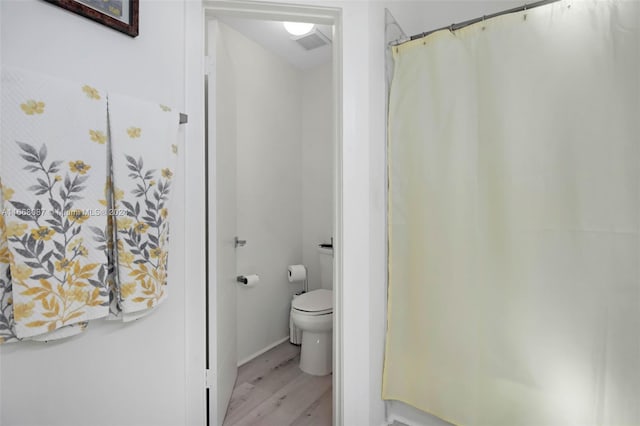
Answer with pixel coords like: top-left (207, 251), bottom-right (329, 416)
top-left (2, 1), bottom-right (640, 426)
top-left (208, 16), bottom-right (335, 425)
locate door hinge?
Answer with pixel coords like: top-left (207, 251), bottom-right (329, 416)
top-left (205, 369), bottom-right (214, 389)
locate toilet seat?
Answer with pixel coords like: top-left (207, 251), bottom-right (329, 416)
top-left (293, 307), bottom-right (332, 316)
top-left (292, 289), bottom-right (332, 315)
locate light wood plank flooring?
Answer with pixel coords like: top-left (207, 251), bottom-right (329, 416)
top-left (223, 341), bottom-right (332, 426)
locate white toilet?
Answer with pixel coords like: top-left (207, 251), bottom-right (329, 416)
top-left (291, 246), bottom-right (333, 376)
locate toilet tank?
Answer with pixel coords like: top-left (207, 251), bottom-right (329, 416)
top-left (318, 246), bottom-right (333, 290)
top-left (318, 247), bottom-right (333, 290)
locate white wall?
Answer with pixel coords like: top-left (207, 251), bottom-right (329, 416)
top-left (0, 1), bottom-right (201, 425)
top-left (219, 23), bottom-right (305, 363)
top-left (384, 0), bottom-right (524, 38)
top-left (220, 23), bottom-right (333, 364)
top-left (302, 61), bottom-right (333, 292)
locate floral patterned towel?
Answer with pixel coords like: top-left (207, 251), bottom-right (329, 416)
top-left (0, 68), bottom-right (110, 342)
top-left (107, 93), bottom-right (178, 321)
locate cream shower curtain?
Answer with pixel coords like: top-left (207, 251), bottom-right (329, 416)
top-left (383, 1), bottom-right (640, 425)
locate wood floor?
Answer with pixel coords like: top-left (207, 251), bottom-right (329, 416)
top-left (223, 341), bottom-right (332, 426)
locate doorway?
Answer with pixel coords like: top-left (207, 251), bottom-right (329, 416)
top-left (204, 3), bottom-right (342, 425)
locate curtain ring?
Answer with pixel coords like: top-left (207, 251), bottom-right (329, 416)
top-left (481, 15), bottom-right (486, 30)
top-left (449, 23), bottom-right (455, 33)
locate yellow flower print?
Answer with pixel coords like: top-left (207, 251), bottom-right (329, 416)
top-left (117, 217), bottom-right (133, 231)
top-left (13, 264), bottom-right (33, 281)
top-left (0, 247), bottom-right (10, 264)
top-left (68, 238), bottom-right (83, 251)
top-left (119, 251), bottom-right (134, 264)
top-left (6, 221), bottom-right (28, 237)
top-left (133, 222), bottom-right (149, 234)
top-left (31, 226), bottom-right (55, 241)
top-left (108, 6), bottom-right (121, 16)
top-left (162, 168), bottom-right (173, 179)
top-left (68, 287), bottom-right (88, 303)
top-left (69, 160), bottom-right (91, 175)
top-left (20, 100), bottom-right (45, 115)
top-left (55, 258), bottom-right (74, 272)
top-left (2, 186), bottom-right (14, 201)
top-left (82, 85), bottom-right (101, 100)
top-left (114, 188), bottom-right (124, 201)
top-left (55, 175), bottom-right (62, 182)
top-left (160, 208), bottom-right (168, 219)
top-left (127, 127), bottom-right (141, 138)
top-left (121, 282), bottom-right (137, 298)
top-left (14, 301), bottom-right (35, 321)
top-left (149, 180), bottom-right (156, 186)
top-left (160, 105), bottom-right (172, 112)
top-left (68, 209), bottom-right (89, 224)
top-left (150, 248), bottom-right (163, 258)
top-left (89, 129), bottom-right (107, 144)
top-left (78, 246), bottom-right (89, 257)
top-left (171, 144), bottom-right (178, 154)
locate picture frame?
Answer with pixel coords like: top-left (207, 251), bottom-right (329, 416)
top-left (43, 0), bottom-right (139, 37)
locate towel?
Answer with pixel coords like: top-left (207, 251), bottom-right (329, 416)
top-left (0, 68), bottom-right (109, 340)
top-left (107, 93), bottom-right (179, 321)
top-left (0, 179), bottom-right (18, 343)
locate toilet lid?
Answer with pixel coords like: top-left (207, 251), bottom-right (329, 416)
top-left (292, 289), bottom-right (332, 313)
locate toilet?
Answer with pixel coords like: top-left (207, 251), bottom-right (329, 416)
top-left (291, 246), bottom-right (333, 376)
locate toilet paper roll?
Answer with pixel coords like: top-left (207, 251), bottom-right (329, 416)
top-left (240, 274), bottom-right (260, 287)
top-left (288, 265), bottom-right (307, 282)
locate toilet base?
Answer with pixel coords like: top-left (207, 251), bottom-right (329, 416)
top-left (299, 330), bottom-right (332, 376)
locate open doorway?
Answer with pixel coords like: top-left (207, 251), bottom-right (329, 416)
top-left (204, 3), bottom-right (342, 426)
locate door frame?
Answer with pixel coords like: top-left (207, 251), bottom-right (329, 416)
top-left (203, 1), bottom-right (344, 425)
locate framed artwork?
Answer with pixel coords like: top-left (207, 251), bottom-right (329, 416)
top-left (43, 0), bottom-right (139, 37)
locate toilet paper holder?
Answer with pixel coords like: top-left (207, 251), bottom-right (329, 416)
top-left (237, 275), bottom-right (249, 284)
top-left (236, 274), bottom-right (259, 286)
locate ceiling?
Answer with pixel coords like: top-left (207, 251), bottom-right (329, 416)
top-left (217, 17), bottom-right (333, 70)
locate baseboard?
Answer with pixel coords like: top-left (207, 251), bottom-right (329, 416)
top-left (237, 336), bottom-right (291, 367)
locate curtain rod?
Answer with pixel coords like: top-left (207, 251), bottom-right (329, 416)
top-left (390, 0), bottom-right (561, 47)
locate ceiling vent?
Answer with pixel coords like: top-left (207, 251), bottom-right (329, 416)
top-left (291, 28), bottom-right (331, 50)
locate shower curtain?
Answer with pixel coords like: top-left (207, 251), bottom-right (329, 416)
top-left (383, 1), bottom-right (640, 425)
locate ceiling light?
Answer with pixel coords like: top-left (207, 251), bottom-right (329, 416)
top-left (283, 22), bottom-right (315, 36)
